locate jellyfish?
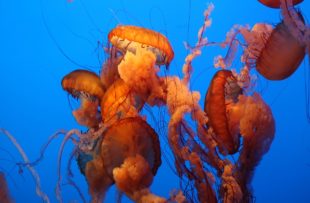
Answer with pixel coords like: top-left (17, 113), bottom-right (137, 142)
top-left (226, 93), bottom-right (275, 202)
top-left (77, 117), bottom-right (163, 202)
top-left (99, 25), bottom-right (172, 123)
top-left (242, 0), bottom-right (308, 80)
top-left (245, 20), bottom-right (306, 80)
top-left (101, 21), bottom-right (174, 93)
top-left (203, 75), bottom-right (275, 202)
top-left (61, 69), bottom-right (105, 128)
top-left (213, 0), bottom-right (308, 80)
top-left (230, 19), bottom-right (305, 80)
top-left (0, 172), bottom-right (13, 203)
top-left (107, 25), bottom-right (174, 66)
top-left (258, 0), bottom-right (303, 8)
top-left (204, 70), bottom-right (242, 155)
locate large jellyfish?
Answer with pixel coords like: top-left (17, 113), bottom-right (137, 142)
top-left (108, 25), bottom-right (174, 66)
top-left (241, 17), bottom-right (306, 80)
top-left (81, 117), bottom-right (162, 202)
top-left (214, 0), bottom-right (308, 81)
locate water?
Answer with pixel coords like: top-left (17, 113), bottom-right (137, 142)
top-left (0, 0), bottom-right (309, 202)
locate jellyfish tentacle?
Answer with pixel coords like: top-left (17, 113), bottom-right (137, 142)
top-left (17, 130), bottom-right (68, 168)
top-left (66, 148), bottom-right (87, 203)
top-left (56, 129), bottom-right (82, 203)
top-left (0, 129), bottom-right (50, 203)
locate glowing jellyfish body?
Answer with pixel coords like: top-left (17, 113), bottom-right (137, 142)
top-left (258, 0), bottom-right (303, 8)
top-left (108, 25), bottom-right (174, 66)
top-left (61, 70), bottom-right (105, 128)
top-left (79, 117), bottom-right (161, 202)
top-left (256, 20), bottom-right (306, 80)
top-left (204, 70), bottom-right (242, 154)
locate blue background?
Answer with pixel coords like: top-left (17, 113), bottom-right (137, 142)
top-left (0, 0), bottom-right (310, 202)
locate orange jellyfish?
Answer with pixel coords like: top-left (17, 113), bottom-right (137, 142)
top-left (78, 117), bottom-right (162, 202)
top-left (61, 69), bottom-right (105, 128)
top-left (255, 20), bottom-right (306, 80)
top-left (0, 172), bottom-right (13, 203)
top-left (227, 93), bottom-right (275, 202)
top-left (239, 0), bottom-right (307, 80)
top-left (258, 0), bottom-right (303, 8)
top-left (204, 70), bottom-right (242, 154)
top-left (108, 25), bottom-right (174, 66)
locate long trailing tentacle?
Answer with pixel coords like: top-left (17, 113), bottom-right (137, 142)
top-left (17, 130), bottom-right (68, 167)
top-left (66, 147), bottom-right (87, 203)
top-left (55, 129), bottom-right (82, 203)
top-left (0, 128), bottom-right (50, 203)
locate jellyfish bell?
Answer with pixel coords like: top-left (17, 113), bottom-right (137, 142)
top-left (108, 25), bottom-right (174, 66)
top-left (77, 117), bottom-right (162, 202)
top-left (258, 0), bottom-right (303, 8)
top-left (61, 69), bottom-right (105, 128)
top-left (204, 70), bottom-right (243, 155)
top-left (255, 18), bottom-right (306, 80)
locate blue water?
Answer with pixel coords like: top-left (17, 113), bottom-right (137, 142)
top-left (0, 0), bottom-right (309, 202)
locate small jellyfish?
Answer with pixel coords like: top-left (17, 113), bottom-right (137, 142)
top-left (204, 70), bottom-right (242, 154)
top-left (258, 0), bottom-right (303, 8)
top-left (108, 25), bottom-right (174, 66)
top-left (61, 69), bottom-right (105, 128)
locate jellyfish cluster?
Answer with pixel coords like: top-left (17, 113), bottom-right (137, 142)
top-left (0, 0), bottom-right (309, 202)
